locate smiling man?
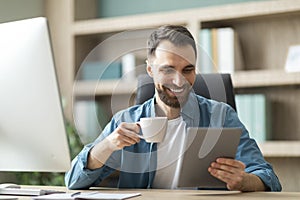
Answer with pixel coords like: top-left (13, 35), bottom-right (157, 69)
top-left (65, 25), bottom-right (281, 192)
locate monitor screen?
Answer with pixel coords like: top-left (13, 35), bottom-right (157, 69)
top-left (0, 17), bottom-right (71, 172)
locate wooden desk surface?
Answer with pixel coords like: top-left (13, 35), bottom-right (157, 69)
top-left (1, 186), bottom-right (300, 200)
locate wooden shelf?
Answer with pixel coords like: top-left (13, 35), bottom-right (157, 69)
top-left (74, 70), bottom-right (300, 96)
top-left (232, 70), bottom-right (300, 88)
top-left (74, 79), bottom-right (137, 96)
top-left (72, 12), bottom-right (186, 36)
top-left (258, 141), bottom-right (300, 157)
top-left (72, 0), bottom-right (300, 36)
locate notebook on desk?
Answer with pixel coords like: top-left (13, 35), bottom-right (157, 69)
top-left (32, 192), bottom-right (141, 200)
top-left (0, 184), bottom-right (65, 196)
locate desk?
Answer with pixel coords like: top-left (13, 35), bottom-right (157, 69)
top-left (1, 186), bottom-right (300, 200)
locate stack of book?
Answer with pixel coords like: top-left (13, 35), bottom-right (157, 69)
top-left (199, 27), bottom-right (244, 74)
top-left (79, 53), bottom-right (142, 81)
top-left (74, 101), bottom-right (109, 144)
top-left (235, 94), bottom-right (271, 143)
top-left (79, 61), bottom-right (122, 81)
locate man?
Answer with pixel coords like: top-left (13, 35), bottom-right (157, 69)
top-left (65, 25), bottom-right (281, 191)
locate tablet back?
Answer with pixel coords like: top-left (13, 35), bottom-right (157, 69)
top-left (177, 128), bottom-right (242, 189)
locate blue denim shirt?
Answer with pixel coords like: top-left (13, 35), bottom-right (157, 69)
top-left (65, 93), bottom-right (282, 191)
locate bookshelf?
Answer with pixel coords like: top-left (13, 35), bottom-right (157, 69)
top-left (45, 0), bottom-right (300, 191)
top-left (258, 141), bottom-right (300, 157)
top-left (74, 80), bottom-right (137, 96)
top-left (232, 70), bottom-right (300, 88)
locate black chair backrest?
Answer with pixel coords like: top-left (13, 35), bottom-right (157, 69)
top-left (135, 73), bottom-right (236, 111)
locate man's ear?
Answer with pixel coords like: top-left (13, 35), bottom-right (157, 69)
top-left (146, 60), bottom-right (153, 77)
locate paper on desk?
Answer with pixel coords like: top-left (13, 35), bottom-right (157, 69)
top-left (32, 192), bottom-right (141, 200)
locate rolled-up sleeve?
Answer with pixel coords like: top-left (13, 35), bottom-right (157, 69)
top-left (65, 145), bottom-right (119, 189)
top-left (225, 106), bottom-right (282, 191)
top-left (65, 119), bottom-right (120, 190)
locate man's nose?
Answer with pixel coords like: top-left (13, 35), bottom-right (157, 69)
top-left (172, 72), bottom-right (186, 87)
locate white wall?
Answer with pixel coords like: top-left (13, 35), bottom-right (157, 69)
top-left (0, 0), bottom-right (44, 23)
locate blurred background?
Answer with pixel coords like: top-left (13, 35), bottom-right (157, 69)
top-left (1, 0), bottom-right (300, 191)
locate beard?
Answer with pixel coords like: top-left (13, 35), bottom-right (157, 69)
top-left (156, 83), bottom-right (192, 108)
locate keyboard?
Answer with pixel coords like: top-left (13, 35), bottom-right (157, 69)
top-left (0, 187), bottom-right (65, 196)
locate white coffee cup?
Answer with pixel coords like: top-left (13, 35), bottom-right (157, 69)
top-left (137, 117), bottom-right (168, 143)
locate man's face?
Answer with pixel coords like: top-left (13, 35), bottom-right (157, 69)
top-left (147, 40), bottom-right (196, 108)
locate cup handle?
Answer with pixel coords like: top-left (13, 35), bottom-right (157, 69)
top-left (137, 135), bottom-right (145, 139)
top-left (136, 122), bottom-right (145, 139)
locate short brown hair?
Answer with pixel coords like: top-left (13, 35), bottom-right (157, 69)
top-left (147, 25), bottom-right (197, 59)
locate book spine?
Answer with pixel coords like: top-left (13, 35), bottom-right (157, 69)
top-left (199, 29), bottom-right (213, 73)
top-left (217, 27), bottom-right (235, 73)
top-left (235, 94), bottom-right (270, 143)
top-left (121, 53), bottom-right (136, 81)
top-left (209, 27), bottom-right (244, 73)
top-left (81, 61), bottom-right (122, 80)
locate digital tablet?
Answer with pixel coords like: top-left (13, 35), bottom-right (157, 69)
top-left (177, 128), bottom-right (242, 189)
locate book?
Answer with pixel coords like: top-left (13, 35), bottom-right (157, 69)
top-left (80, 61), bottom-right (122, 80)
top-left (199, 29), bottom-right (213, 73)
top-left (121, 53), bottom-right (136, 81)
top-left (32, 192), bottom-right (141, 200)
top-left (211, 28), bottom-right (219, 72)
top-left (74, 101), bottom-right (109, 144)
top-left (217, 27), bottom-right (234, 73)
top-left (235, 94), bottom-right (271, 143)
top-left (211, 27), bottom-right (244, 73)
top-left (285, 45), bottom-right (300, 72)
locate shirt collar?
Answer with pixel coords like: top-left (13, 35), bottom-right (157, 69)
top-left (149, 92), bottom-right (200, 127)
top-left (181, 92), bottom-right (200, 127)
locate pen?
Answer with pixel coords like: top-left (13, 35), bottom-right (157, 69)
top-left (71, 192), bottom-right (81, 197)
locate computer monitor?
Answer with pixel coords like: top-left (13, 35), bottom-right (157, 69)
top-left (0, 17), bottom-right (71, 172)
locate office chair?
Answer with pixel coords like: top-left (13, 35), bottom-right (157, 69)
top-left (135, 73), bottom-right (236, 111)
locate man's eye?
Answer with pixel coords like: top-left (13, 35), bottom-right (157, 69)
top-left (162, 68), bottom-right (175, 74)
top-left (183, 68), bottom-right (194, 74)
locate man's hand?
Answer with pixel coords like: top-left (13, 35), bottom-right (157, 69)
top-left (87, 122), bottom-right (140, 169)
top-left (106, 122), bottom-right (141, 151)
top-left (208, 158), bottom-right (266, 191)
